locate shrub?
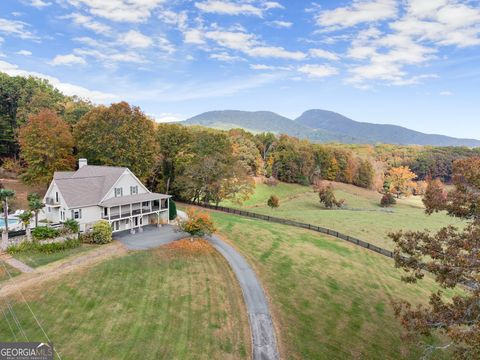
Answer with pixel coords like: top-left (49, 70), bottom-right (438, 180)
top-left (296, 175), bottom-right (310, 186)
top-left (79, 231), bottom-right (94, 244)
top-left (7, 237), bottom-right (80, 254)
top-left (169, 199), bottom-right (177, 220)
top-left (92, 220), bottom-right (112, 244)
top-left (178, 208), bottom-right (216, 239)
top-left (32, 226), bottom-right (60, 241)
top-left (63, 219), bottom-right (79, 233)
top-left (380, 193), bottom-right (397, 207)
top-left (315, 182), bottom-right (344, 209)
top-left (267, 195), bottom-right (280, 209)
top-left (263, 176), bottom-right (278, 187)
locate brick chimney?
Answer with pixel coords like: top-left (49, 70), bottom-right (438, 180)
top-left (79, 158), bottom-right (88, 169)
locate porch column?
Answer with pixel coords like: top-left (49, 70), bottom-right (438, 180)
top-left (129, 203), bottom-right (135, 234)
top-left (167, 198), bottom-right (170, 224)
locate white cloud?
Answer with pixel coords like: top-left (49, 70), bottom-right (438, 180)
top-left (340, 1), bottom-right (480, 87)
top-left (16, 50), bottom-right (32, 56)
top-left (298, 64), bottom-right (338, 78)
top-left (309, 48), bottom-right (339, 61)
top-left (50, 54), bottom-right (87, 66)
top-left (440, 90), bottom-right (453, 96)
top-left (62, 0), bottom-right (165, 23)
top-left (184, 29), bottom-right (205, 44)
top-left (246, 46), bottom-right (306, 60)
top-left (0, 18), bottom-right (36, 39)
top-left (118, 30), bottom-right (153, 48)
top-left (267, 20), bottom-right (293, 28)
top-left (195, 0), bottom-right (282, 17)
top-left (60, 13), bottom-right (111, 34)
top-left (210, 52), bottom-right (244, 62)
top-left (152, 112), bottom-right (185, 122)
top-left (205, 30), bottom-right (306, 60)
top-left (25, 0), bottom-right (51, 8)
top-left (315, 0), bottom-right (397, 30)
top-left (0, 60), bottom-right (115, 102)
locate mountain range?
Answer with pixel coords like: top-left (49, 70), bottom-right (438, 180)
top-left (184, 109), bottom-right (480, 147)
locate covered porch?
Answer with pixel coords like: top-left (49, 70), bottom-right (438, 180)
top-left (99, 193), bottom-right (171, 233)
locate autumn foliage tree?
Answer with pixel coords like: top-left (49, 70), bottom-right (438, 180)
top-left (74, 102), bottom-right (158, 180)
top-left (389, 157), bottom-right (480, 359)
top-left (18, 109), bottom-right (75, 185)
top-left (179, 208), bottom-right (216, 240)
top-left (314, 181), bottom-right (344, 209)
top-left (267, 195), bottom-right (279, 209)
top-left (385, 166), bottom-right (417, 198)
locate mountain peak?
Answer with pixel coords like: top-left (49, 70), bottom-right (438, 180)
top-left (184, 109), bottom-right (480, 147)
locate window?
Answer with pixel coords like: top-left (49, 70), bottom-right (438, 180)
top-left (60, 211), bottom-right (65, 221)
top-left (130, 185), bottom-right (138, 195)
top-left (71, 209), bottom-right (82, 219)
top-left (103, 207), bottom-right (108, 217)
top-left (48, 206), bottom-right (51, 213)
top-left (55, 192), bottom-right (59, 202)
top-left (115, 187), bottom-right (123, 197)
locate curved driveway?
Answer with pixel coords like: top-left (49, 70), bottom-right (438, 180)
top-left (116, 225), bottom-right (279, 360)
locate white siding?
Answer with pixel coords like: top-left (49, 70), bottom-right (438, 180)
top-left (68, 206), bottom-right (102, 232)
top-left (103, 171), bottom-right (148, 201)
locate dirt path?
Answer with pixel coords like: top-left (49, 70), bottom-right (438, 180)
top-left (0, 254), bottom-right (34, 273)
top-left (0, 242), bottom-right (127, 299)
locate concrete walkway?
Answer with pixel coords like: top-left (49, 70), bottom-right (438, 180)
top-left (116, 224), bottom-right (280, 360)
top-left (0, 253), bottom-right (34, 273)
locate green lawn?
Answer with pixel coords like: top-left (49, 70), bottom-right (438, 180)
top-left (209, 211), bottom-right (455, 360)
top-left (222, 181), bottom-right (464, 250)
top-left (12, 244), bottom-right (99, 268)
top-left (0, 261), bottom-right (21, 283)
top-left (0, 240), bottom-right (250, 359)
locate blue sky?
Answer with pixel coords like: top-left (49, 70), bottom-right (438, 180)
top-left (0, 0), bottom-right (479, 138)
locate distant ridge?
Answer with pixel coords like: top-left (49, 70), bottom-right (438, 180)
top-left (184, 109), bottom-right (480, 147)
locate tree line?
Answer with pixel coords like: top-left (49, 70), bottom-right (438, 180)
top-left (2, 72), bottom-right (480, 204)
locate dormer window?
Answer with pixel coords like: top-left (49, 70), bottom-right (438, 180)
top-left (115, 187), bottom-right (123, 197)
top-left (130, 185), bottom-right (138, 195)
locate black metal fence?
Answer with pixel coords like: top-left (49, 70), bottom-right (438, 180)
top-left (182, 201), bottom-right (394, 259)
top-left (7, 229), bottom-right (26, 238)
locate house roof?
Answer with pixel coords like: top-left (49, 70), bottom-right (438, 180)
top-left (53, 165), bottom-right (128, 208)
top-left (99, 192), bottom-right (170, 207)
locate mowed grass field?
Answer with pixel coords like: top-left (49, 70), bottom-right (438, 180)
top-left (223, 181), bottom-right (464, 250)
top-left (12, 244), bottom-right (99, 268)
top-left (0, 261), bottom-right (21, 283)
top-left (205, 211), bottom-right (455, 360)
top-left (0, 240), bottom-right (250, 360)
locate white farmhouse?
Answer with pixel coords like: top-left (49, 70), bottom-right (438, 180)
top-left (43, 159), bottom-right (170, 233)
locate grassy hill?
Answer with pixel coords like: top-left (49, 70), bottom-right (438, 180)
top-left (0, 240), bottom-right (250, 359)
top-left (222, 181), bottom-right (464, 250)
top-left (208, 211), bottom-right (456, 359)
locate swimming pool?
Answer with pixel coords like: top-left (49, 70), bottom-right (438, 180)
top-left (0, 218), bottom-right (20, 229)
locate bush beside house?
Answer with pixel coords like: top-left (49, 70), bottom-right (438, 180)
top-left (92, 220), bottom-right (113, 244)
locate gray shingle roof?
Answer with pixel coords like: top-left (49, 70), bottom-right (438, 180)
top-left (54, 165), bottom-right (128, 208)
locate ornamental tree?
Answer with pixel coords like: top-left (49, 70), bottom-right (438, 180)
top-left (178, 208), bottom-right (216, 240)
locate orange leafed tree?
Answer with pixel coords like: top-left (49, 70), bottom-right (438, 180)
top-left (18, 109), bottom-right (75, 185)
top-left (179, 208), bottom-right (217, 240)
top-left (386, 166), bottom-right (417, 198)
